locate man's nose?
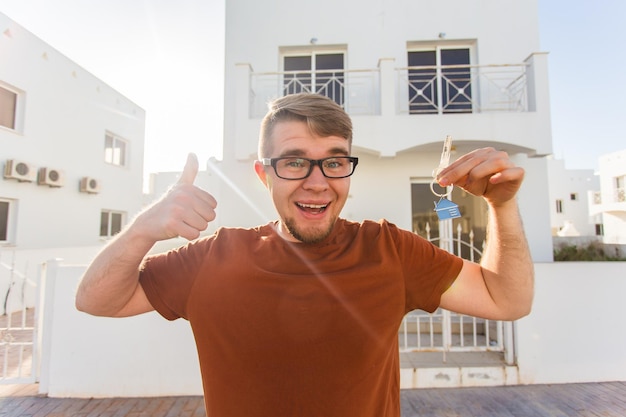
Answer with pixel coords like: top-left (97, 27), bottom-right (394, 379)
top-left (302, 163), bottom-right (329, 189)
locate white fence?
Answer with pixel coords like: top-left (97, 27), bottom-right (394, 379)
top-left (24, 260), bottom-right (625, 397)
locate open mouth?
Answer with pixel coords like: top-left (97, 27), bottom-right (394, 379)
top-left (296, 202), bottom-right (328, 215)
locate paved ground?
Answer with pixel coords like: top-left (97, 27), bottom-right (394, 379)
top-left (1, 381), bottom-right (625, 416)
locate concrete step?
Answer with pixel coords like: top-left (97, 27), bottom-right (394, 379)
top-left (399, 351), bottom-right (518, 388)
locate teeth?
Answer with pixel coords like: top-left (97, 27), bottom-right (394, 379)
top-left (297, 203), bottom-right (328, 209)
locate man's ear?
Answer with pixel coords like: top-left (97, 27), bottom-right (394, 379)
top-left (254, 160), bottom-right (269, 188)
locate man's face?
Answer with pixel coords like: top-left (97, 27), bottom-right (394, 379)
top-left (254, 120), bottom-right (351, 243)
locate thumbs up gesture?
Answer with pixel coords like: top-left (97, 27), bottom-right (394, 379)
top-left (134, 153), bottom-right (218, 242)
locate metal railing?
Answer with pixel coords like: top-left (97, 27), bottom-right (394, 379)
top-left (590, 188), bottom-right (625, 205)
top-left (248, 62), bottom-right (528, 118)
top-left (250, 68), bottom-right (380, 117)
top-left (0, 251), bottom-right (37, 384)
top-left (397, 63), bottom-right (528, 114)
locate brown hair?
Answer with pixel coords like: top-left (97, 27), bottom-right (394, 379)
top-left (258, 93), bottom-right (353, 158)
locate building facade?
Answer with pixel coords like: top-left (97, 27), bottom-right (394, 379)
top-left (204, 0), bottom-right (554, 262)
top-left (0, 13), bottom-right (146, 250)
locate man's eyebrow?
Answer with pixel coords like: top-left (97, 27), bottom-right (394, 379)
top-left (277, 147), bottom-right (350, 158)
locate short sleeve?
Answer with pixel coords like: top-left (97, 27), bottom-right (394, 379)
top-left (139, 236), bottom-right (212, 320)
top-left (386, 222), bottom-right (463, 313)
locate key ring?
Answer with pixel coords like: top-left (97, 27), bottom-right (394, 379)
top-left (430, 179), bottom-right (452, 198)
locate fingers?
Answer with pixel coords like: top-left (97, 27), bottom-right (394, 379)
top-left (178, 153), bottom-right (199, 185)
top-left (436, 147), bottom-right (524, 203)
top-left (159, 153), bottom-right (218, 240)
top-left (437, 148), bottom-right (507, 185)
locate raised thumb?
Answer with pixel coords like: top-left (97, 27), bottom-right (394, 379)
top-left (178, 153), bottom-right (199, 185)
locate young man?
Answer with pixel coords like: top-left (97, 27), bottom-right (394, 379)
top-left (76, 93), bottom-right (533, 416)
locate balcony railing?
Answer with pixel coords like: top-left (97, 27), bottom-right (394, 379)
top-left (250, 68), bottom-right (380, 118)
top-left (397, 63), bottom-right (528, 114)
top-left (591, 188), bottom-right (625, 206)
top-left (248, 62), bottom-right (529, 118)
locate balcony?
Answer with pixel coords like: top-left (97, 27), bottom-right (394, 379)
top-left (250, 63), bottom-right (528, 118)
top-left (231, 52), bottom-right (551, 160)
top-left (589, 188), bottom-right (626, 215)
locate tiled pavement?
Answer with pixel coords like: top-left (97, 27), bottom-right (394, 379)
top-left (1, 381), bottom-right (625, 416)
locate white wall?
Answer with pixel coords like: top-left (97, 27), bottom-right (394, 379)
top-left (40, 260), bottom-right (626, 397)
top-left (517, 262), bottom-right (626, 384)
top-left (40, 260), bottom-right (202, 398)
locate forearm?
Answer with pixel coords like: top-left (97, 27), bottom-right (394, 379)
top-left (480, 199), bottom-right (534, 319)
top-left (75, 225), bottom-right (155, 317)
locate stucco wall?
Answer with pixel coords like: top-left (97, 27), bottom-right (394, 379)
top-left (516, 262), bottom-right (626, 384)
top-left (39, 260), bottom-right (626, 397)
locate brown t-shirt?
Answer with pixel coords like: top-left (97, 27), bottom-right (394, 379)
top-left (139, 218), bottom-right (463, 417)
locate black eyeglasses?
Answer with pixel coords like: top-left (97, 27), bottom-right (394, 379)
top-left (261, 156), bottom-right (359, 180)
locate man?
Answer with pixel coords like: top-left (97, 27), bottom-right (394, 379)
top-left (76, 93), bottom-right (533, 416)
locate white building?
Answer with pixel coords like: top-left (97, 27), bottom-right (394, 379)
top-left (0, 12), bottom-right (146, 250)
top-left (547, 158), bottom-right (600, 237)
top-left (184, 0), bottom-right (556, 263)
top-left (589, 149), bottom-right (626, 244)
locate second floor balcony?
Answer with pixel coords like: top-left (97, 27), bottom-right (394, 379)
top-left (231, 53), bottom-right (551, 160)
top-left (249, 62), bottom-right (528, 118)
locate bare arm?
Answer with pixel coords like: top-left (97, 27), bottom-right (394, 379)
top-left (75, 154), bottom-right (217, 317)
top-left (438, 148), bottom-right (534, 321)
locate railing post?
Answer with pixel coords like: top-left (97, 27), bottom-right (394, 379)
top-left (503, 321), bottom-right (515, 365)
top-left (378, 58), bottom-right (395, 116)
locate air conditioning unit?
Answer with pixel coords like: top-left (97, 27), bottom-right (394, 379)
top-left (37, 167), bottom-right (65, 187)
top-left (80, 176), bottom-right (101, 194)
top-left (3, 159), bottom-right (36, 182)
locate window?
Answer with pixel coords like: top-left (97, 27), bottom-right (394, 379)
top-left (0, 200), bottom-right (10, 242)
top-left (595, 223), bottom-right (604, 236)
top-left (100, 210), bottom-right (125, 237)
top-left (556, 199), bottom-right (563, 213)
top-left (104, 132), bottom-right (127, 166)
top-left (0, 85), bottom-right (18, 130)
top-left (283, 51), bottom-right (345, 107)
top-left (407, 47), bottom-right (472, 114)
top-left (570, 193), bottom-right (578, 201)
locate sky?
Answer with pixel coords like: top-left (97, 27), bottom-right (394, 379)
top-left (1, 0), bottom-right (624, 175)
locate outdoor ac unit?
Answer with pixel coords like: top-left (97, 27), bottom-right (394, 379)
top-left (3, 159), bottom-right (36, 182)
top-left (37, 167), bottom-right (65, 187)
top-left (79, 176), bottom-right (100, 194)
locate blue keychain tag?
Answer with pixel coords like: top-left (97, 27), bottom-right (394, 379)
top-left (434, 198), bottom-right (461, 220)
top-left (431, 136), bottom-right (461, 220)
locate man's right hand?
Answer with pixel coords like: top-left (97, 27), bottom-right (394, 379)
top-left (76, 153), bottom-right (217, 317)
top-left (135, 153), bottom-right (218, 242)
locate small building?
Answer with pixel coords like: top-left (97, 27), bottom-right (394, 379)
top-left (589, 149), bottom-right (626, 244)
top-left (547, 158), bottom-right (600, 237)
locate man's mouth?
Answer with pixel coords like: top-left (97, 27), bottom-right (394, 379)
top-left (296, 202), bottom-right (328, 214)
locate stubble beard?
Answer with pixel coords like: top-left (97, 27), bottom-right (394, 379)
top-left (282, 217), bottom-right (337, 244)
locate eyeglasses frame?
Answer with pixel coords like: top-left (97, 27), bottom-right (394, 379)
top-left (261, 156), bottom-right (359, 180)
